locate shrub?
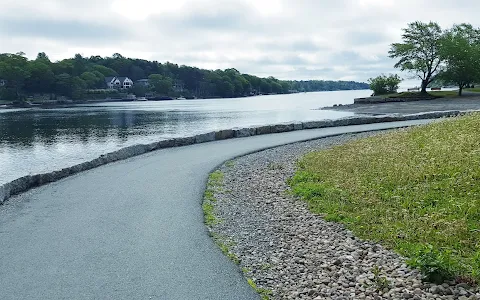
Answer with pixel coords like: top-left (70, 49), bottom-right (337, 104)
top-left (368, 74), bottom-right (402, 95)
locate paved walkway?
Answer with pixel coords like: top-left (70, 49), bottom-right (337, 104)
top-left (0, 120), bottom-right (432, 300)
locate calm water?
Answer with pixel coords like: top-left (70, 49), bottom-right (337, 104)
top-left (0, 90), bottom-right (369, 185)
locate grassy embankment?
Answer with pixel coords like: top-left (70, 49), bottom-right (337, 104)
top-left (383, 91), bottom-right (459, 98)
top-left (290, 113), bottom-right (480, 283)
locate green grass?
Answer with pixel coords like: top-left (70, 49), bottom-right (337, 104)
top-left (289, 113), bottom-right (480, 283)
top-left (428, 90), bottom-right (459, 97)
top-left (384, 91), bottom-right (458, 98)
top-left (202, 171), bottom-right (224, 226)
top-left (465, 88), bottom-right (480, 93)
top-left (246, 278), bottom-right (272, 300)
top-left (225, 160), bottom-right (235, 168)
top-left (211, 233), bottom-right (240, 265)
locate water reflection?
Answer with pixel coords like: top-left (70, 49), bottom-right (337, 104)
top-left (0, 90), bottom-right (369, 184)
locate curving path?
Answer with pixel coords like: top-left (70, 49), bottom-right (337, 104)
top-left (0, 120), bottom-right (434, 300)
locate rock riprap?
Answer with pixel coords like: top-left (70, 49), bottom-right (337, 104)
top-left (205, 132), bottom-right (480, 300)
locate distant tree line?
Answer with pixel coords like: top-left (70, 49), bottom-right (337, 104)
top-left (371, 21), bottom-right (480, 96)
top-left (0, 52), bottom-right (369, 101)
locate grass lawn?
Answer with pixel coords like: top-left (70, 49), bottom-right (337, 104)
top-left (465, 88), bottom-right (480, 93)
top-left (384, 91), bottom-right (459, 98)
top-left (289, 114), bottom-right (480, 283)
top-left (428, 90), bottom-right (459, 97)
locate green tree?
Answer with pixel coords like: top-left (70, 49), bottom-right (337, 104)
top-left (80, 72), bottom-right (103, 89)
top-left (0, 53), bottom-right (30, 99)
top-left (35, 52), bottom-right (51, 65)
top-left (368, 74), bottom-right (402, 95)
top-left (148, 74), bottom-right (172, 95)
top-left (438, 24), bottom-right (480, 96)
top-left (25, 61), bottom-right (55, 93)
top-left (131, 84), bottom-right (147, 97)
top-left (91, 65), bottom-right (117, 77)
top-left (55, 73), bottom-right (73, 97)
top-left (71, 76), bottom-right (87, 100)
top-left (389, 21), bottom-right (445, 93)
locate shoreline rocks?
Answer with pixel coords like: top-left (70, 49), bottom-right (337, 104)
top-left (1, 109), bottom-right (476, 205)
top-left (206, 133), bottom-right (480, 300)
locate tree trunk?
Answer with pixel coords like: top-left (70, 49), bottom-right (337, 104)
top-left (459, 85), bottom-right (463, 96)
top-left (421, 79), bottom-right (428, 94)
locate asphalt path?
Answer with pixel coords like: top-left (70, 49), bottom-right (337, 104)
top-left (0, 119), bottom-right (433, 300)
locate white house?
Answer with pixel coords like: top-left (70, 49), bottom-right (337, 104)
top-left (105, 77), bottom-right (133, 89)
top-left (0, 79), bottom-right (6, 87)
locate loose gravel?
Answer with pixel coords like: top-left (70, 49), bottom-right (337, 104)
top-left (206, 131), bottom-right (480, 300)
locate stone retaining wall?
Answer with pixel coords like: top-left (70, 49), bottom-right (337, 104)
top-left (0, 110), bottom-right (473, 204)
top-left (354, 95), bottom-right (437, 104)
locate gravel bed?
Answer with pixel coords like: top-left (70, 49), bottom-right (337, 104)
top-left (206, 131), bottom-right (480, 300)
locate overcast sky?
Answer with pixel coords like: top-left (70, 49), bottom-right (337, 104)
top-left (1, 0), bottom-right (479, 81)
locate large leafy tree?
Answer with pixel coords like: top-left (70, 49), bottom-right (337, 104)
top-left (24, 61), bottom-right (55, 93)
top-left (389, 21), bottom-right (445, 93)
top-left (148, 74), bottom-right (172, 95)
top-left (438, 24), bottom-right (480, 96)
top-left (0, 53), bottom-right (30, 99)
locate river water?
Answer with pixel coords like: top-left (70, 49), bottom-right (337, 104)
top-left (0, 90), bottom-right (370, 185)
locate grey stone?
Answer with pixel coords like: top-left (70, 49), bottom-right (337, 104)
top-left (256, 125), bottom-right (273, 135)
top-left (302, 121), bottom-right (323, 129)
top-left (145, 142), bottom-right (158, 152)
top-left (174, 136), bottom-right (196, 146)
top-left (293, 123), bottom-right (303, 130)
top-left (233, 127), bottom-right (257, 138)
top-left (0, 184), bottom-right (7, 204)
top-left (272, 123), bottom-right (295, 133)
top-left (9, 176), bottom-right (32, 195)
top-left (156, 139), bottom-right (176, 149)
top-left (195, 132), bottom-right (216, 144)
top-left (215, 130), bottom-right (234, 140)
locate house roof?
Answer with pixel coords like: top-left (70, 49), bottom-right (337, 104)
top-left (116, 77), bottom-right (131, 83)
top-left (105, 77), bottom-right (115, 84)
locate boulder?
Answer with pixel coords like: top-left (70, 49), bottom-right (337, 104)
top-left (0, 184), bottom-right (7, 204)
top-left (156, 139), bottom-right (176, 149)
top-left (8, 176), bottom-right (32, 196)
top-left (174, 136), bottom-right (196, 147)
top-left (293, 123), bottom-right (303, 130)
top-left (256, 125), bottom-right (273, 135)
top-left (233, 127), bottom-right (257, 138)
top-left (195, 132), bottom-right (216, 144)
top-left (302, 120), bottom-right (334, 129)
top-left (271, 123), bottom-right (295, 133)
top-left (215, 129), bottom-right (234, 140)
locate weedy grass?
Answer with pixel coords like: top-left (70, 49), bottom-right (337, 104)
top-left (384, 91), bottom-right (459, 98)
top-left (202, 171), bottom-right (224, 226)
top-left (225, 160), bottom-right (235, 168)
top-left (289, 113), bottom-right (480, 283)
top-left (247, 278), bottom-right (273, 300)
top-left (211, 233), bottom-right (240, 265)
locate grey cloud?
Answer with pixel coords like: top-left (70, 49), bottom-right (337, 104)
top-left (344, 31), bottom-right (390, 46)
top-left (2, 0), bottom-right (480, 82)
top-left (257, 39), bottom-right (329, 53)
top-left (0, 18), bottom-right (126, 42)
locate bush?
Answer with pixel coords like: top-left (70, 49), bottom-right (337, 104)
top-left (368, 74), bottom-right (402, 95)
top-left (407, 244), bottom-right (458, 283)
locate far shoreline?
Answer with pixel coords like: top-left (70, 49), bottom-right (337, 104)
top-left (0, 89), bottom-right (371, 110)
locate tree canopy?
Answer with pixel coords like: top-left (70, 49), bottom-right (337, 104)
top-left (389, 21), bottom-right (444, 93)
top-left (438, 24), bottom-right (480, 96)
top-left (0, 52), bottom-right (369, 101)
